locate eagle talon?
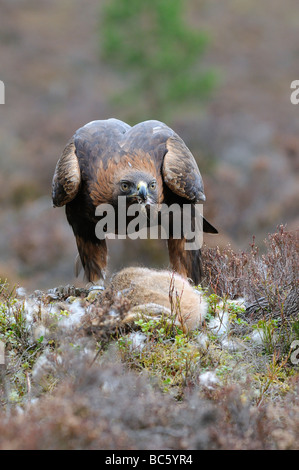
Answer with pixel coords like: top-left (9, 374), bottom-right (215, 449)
top-left (88, 285), bottom-right (105, 292)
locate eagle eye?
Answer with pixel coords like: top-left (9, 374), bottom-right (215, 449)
top-left (149, 181), bottom-right (157, 190)
top-left (120, 181), bottom-right (131, 192)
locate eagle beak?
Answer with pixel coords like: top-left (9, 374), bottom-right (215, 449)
top-left (198, 191), bottom-right (206, 202)
top-left (137, 181), bottom-right (148, 202)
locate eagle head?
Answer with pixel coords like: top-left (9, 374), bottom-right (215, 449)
top-left (114, 171), bottom-right (159, 206)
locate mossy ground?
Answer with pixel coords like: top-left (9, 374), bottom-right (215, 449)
top-left (0, 278), bottom-right (297, 407)
top-left (0, 228), bottom-right (298, 449)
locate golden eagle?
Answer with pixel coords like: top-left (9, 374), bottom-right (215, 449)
top-left (52, 119), bottom-right (217, 284)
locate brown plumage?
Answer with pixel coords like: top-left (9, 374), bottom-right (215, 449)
top-left (52, 119), bottom-right (217, 284)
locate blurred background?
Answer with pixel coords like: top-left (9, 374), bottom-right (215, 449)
top-left (0, 0), bottom-right (298, 291)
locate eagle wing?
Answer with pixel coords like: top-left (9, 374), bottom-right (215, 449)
top-left (122, 120), bottom-right (206, 204)
top-left (52, 139), bottom-right (81, 207)
top-left (162, 134), bottom-right (206, 203)
top-left (52, 118), bottom-right (131, 208)
top-left (160, 130), bottom-right (217, 234)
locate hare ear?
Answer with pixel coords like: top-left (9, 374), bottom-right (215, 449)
top-left (52, 138), bottom-right (81, 207)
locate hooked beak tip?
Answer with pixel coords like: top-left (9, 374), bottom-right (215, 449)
top-left (198, 192), bottom-right (206, 202)
top-left (137, 182), bottom-right (148, 201)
